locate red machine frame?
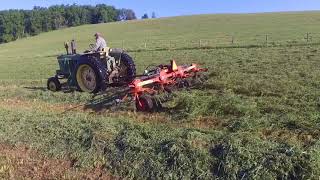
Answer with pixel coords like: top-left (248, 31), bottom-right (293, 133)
top-left (126, 60), bottom-right (207, 111)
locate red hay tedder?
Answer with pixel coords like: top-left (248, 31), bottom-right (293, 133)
top-left (126, 60), bottom-right (208, 112)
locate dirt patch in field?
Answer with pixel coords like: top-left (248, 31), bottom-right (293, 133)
top-left (0, 144), bottom-right (116, 180)
top-left (188, 117), bottom-right (225, 129)
top-left (260, 128), bottom-right (320, 147)
top-left (0, 85), bottom-right (19, 91)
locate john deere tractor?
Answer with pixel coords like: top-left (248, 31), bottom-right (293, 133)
top-left (47, 47), bottom-right (136, 93)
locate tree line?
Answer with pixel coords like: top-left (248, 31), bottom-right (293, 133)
top-left (0, 4), bottom-right (137, 43)
top-left (142, 12), bottom-right (156, 19)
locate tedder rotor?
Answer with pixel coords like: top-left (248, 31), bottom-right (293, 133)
top-left (122, 60), bottom-right (208, 112)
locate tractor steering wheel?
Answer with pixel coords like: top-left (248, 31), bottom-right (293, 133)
top-left (89, 44), bottom-right (95, 50)
top-left (83, 44), bottom-right (96, 53)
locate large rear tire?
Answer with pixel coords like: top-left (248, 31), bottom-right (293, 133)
top-left (109, 51), bottom-right (136, 83)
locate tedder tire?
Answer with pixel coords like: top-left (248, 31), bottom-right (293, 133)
top-left (75, 63), bottom-right (101, 93)
top-left (152, 97), bottom-right (163, 112)
top-left (136, 94), bottom-right (154, 112)
top-left (178, 79), bottom-right (191, 89)
top-left (47, 77), bottom-right (61, 92)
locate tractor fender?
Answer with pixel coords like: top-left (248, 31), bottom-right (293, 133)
top-left (73, 55), bottom-right (108, 92)
top-left (108, 48), bottom-right (125, 60)
top-left (108, 49), bottom-right (136, 82)
top-left (109, 48), bottom-right (124, 55)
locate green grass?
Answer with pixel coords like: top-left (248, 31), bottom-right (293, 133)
top-left (0, 12), bottom-right (320, 179)
top-left (1, 11), bottom-right (320, 82)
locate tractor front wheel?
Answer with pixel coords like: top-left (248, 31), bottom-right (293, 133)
top-left (47, 77), bottom-right (61, 92)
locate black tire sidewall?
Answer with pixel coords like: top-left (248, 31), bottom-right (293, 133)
top-left (47, 77), bottom-right (61, 92)
top-left (109, 52), bottom-right (136, 83)
top-left (136, 95), bottom-right (154, 112)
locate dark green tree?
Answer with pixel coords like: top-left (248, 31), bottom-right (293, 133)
top-left (152, 12), bottom-right (156, 18)
top-left (49, 5), bottom-right (66, 30)
top-left (117, 9), bottom-right (137, 21)
top-left (0, 10), bottom-right (25, 42)
top-left (0, 4), bottom-right (136, 43)
top-left (141, 13), bottom-right (149, 19)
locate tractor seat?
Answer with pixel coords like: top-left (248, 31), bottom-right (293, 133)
top-left (99, 47), bottom-right (110, 59)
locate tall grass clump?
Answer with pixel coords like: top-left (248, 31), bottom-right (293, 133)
top-left (210, 133), bottom-right (317, 179)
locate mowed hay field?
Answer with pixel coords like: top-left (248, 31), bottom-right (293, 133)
top-left (0, 12), bottom-right (320, 179)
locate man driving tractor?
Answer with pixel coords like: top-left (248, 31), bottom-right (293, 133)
top-left (92, 32), bottom-right (118, 84)
top-left (93, 32), bottom-right (107, 51)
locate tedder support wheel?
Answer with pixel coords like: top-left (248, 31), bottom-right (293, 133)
top-left (136, 94), bottom-right (163, 112)
top-left (178, 79), bottom-right (191, 89)
top-left (47, 77), bottom-right (61, 92)
top-left (136, 94), bottom-right (154, 112)
top-left (152, 97), bottom-right (163, 112)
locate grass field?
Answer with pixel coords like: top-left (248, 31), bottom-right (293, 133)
top-left (0, 11), bottom-right (320, 179)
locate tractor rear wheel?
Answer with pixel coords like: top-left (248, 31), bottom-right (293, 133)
top-left (109, 51), bottom-right (136, 83)
top-left (47, 77), bottom-right (61, 92)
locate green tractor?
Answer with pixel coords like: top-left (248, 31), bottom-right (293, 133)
top-left (47, 47), bottom-right (136, 93)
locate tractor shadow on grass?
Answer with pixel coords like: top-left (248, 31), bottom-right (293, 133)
top-left (24, 84), bottom-right (76, 93)
top-left (83, 87), bottom-right (134, 112)
top-left (24, 86), bottom-right (48, 91)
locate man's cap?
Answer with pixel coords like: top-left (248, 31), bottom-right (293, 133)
top-left (94, 32), bottom-right (101, 37)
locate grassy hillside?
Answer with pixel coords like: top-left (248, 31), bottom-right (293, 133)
top-left (1, 11), bottom-right (320, 83)
top-left (0, 12), bottom-right (320, 179)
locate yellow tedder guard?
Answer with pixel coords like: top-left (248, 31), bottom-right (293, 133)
top-left (171, 60), bottom-right (178, 71)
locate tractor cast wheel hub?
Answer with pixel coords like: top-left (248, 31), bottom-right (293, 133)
top-left (76, 64), bottom-right (97, 92)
